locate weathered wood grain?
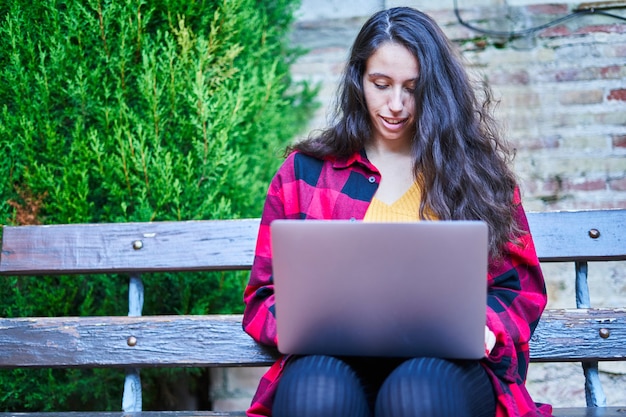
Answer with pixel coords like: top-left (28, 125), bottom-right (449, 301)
top-left (1, 210), bottom-right (625, 276)
top-left (526, 209), bottom-right (626, 262)
top-left (552, 408), bottom-right (626, 417)
top-left (0, 219), bottom-right (260, 274)
top-left (1, 309), bottom-right (624, 368)
top-left (531, 308), bottom-right (626, 361)
top-left (0, 314), bottom-right (276, 368)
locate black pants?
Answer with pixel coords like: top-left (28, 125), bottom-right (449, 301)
top-left (273, 355), bottom-right (496, 417)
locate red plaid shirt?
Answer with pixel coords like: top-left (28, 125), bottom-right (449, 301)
top-left (243, 150), bottom-right (552, 417)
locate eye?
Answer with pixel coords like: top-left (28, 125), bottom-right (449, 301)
top-left (374, 83), bottom-right (389, 90)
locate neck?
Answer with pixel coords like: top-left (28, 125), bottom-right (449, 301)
top-left (364, 138), bottom-right (412, 160)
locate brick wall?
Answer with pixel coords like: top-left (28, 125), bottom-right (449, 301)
top-left (211, 0), bottom-right (626, 411)
top-left (293, 1), bottom-right (626, 212)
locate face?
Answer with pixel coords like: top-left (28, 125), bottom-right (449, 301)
top-left (362, 42), bottom-right (418, 146)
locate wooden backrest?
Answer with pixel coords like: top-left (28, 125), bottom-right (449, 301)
top-left (0, 209), bottom-right (625, 370)
top-left (0, 219), bottom-right (260, 274)
top-left (2, 210), bottom-right (624, 275)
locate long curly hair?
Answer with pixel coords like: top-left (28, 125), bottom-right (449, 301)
top-left (291, 7), bottom-right (521, 257)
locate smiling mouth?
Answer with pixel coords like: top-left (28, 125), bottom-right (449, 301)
top-left (381, 116), bottom-right (407, 125)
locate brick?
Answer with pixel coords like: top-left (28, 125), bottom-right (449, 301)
top-left (555, 199), bottom-right (626, 210)
top-left (559, 89), bottom-right (604, 105)
top-left (521, 198), bottom-right (545, 212)
top-left (554, 68), bottom-right (582, 82)
top-left (606, 43), bottom-right (626, 57)
top-left (512, 135), bottom-right (560, 151)
top-left (540, 176), bottom-right (563, 193)
top-left (613, 135), bottom-right (626, 149)
top-left (525, 4), bottom-right (569, 15)
top-left (487, 69), bottom-right (530, 85)
top-left (574, 24), bottom-right (626, 35)
top-left (423, 8), bottom-right (458, 26)
top-left (468, 47), bottom-right (543, 66)
top-left (519, 179), bottom-right (539, 195)
top-left (599, 65), bottom-right (626, 80)
top-left (497, 89), bottom-right (542, 108)
top-left (297, 0), bottom-right (379, 21)
top-left (500, 111), bottom-right (545, 131)
top-left (516, 155), bottom-right (610, 178)
top-left (608, 89), bottom-right (626, 101)
top-left (444, 25), bottom-right (477, 42)
top-left (610, 177), bottom-right (626, 191)
top-left (563, 178), bottom-right (608, 192)
top-left (524, 192), bottom-right (626, 212)
top-left (554, 42), bottom-right (602, 63)
top-left (538, 25), bottom-right (572, 38)
top-left (562, 135), bottom-right (609, 150)
top-left (606, 156), bottom-right (626, 177)
top-left (541, 65), bottom-right (624, 83)
top-left (552, 111), bottom-right (600, 128)
top-left (595, 111), bottom-right (626, 126)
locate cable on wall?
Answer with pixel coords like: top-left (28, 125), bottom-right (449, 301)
top-left (453, 0), bottom-right (626, 39)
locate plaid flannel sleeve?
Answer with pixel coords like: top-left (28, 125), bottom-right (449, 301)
top-left (483, 192), bottom-right (552, 416)
top-left (485, 195), bottom-right (547, 383)
top-left (242, 153), bottom-right (301, 346)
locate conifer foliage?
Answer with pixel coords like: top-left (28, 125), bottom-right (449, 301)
top-left (0, 0), bottom-right (315, 410)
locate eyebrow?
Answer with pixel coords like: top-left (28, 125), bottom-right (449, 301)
top-left (367, 73), bottom-right (418, 83)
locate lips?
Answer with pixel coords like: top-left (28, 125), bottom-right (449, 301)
top-left (381, 116), bottom-right (408, 127)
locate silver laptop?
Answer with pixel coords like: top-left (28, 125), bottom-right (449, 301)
top-left (271, 220), bottom-right (488, 359)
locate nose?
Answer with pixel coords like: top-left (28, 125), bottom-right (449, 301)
top-left (388, 87), bottom-right (404, 113)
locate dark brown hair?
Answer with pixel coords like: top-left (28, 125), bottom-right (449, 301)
top-left (291, 7), bottom-right (521, 257)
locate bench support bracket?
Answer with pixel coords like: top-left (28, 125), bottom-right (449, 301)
top-left (575, 261), bottom-right (607, 407)
top-left (122, 274), bottom-right (144, 412)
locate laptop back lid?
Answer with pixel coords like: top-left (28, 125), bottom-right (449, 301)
top-left (271, 220), bottom-right (488, 359)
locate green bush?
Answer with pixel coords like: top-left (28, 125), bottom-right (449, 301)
top-left (0, 0), bottom-right (316, 411)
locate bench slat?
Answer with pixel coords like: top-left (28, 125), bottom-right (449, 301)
top-left (1, 309), bottom-right (624, 369)
top-left (0, 219), bottom-right (260, 275)
top-left (552, 408), bottom-right (626, 417)
top-left (1, 409), bottom-right (625, 417)
top-left (0, 413), bottom-right (247, 417)
top-left (2, 210), bottom-right (625, 276)
top-left (531, 308), bottom-right (626, 361)
top-left (526, 209), bottom-right (626, 262)
top-left (0, 314), bottom-right (276, 368)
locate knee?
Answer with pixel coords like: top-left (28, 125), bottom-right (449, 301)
top-left (375, 358), bottom-right (472, 417)
top-left (274, 355), bottom-right (370, 417)
top-left (382, 357), bottom-right (460, 385)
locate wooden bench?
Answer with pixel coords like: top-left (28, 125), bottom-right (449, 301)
top-left (1, 209), bottom-right (625, 416)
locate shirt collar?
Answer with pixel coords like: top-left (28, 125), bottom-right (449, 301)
top-left (330, 149), bottom-right (377, 172)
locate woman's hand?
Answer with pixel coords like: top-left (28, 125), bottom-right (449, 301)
top-left (485, 325), bottom-right (496, 357)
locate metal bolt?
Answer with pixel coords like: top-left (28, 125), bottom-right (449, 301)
top-left (588, 229), bottom-right (600, 239)
top-left (127, 336), bottom-right (138, 346)
top-left (132, 240), bottom-right (143, 250)
top-left (599, 328), bottom-right (610, 339)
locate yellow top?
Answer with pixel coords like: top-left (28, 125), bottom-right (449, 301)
top-left (363, 181), bottom-right (422, 222)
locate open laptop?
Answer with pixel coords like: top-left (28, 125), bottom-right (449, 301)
top-left (270, 220), bottom-right (488, 359)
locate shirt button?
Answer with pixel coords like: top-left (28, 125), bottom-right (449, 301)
top-left (368, 176), bottom-right (376, 183)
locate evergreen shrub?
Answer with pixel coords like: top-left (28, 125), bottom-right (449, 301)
top-left (0, 0), bottom-right (316, 410)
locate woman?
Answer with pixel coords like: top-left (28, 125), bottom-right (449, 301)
top-left (243, 7), bottom-right (552, 417)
